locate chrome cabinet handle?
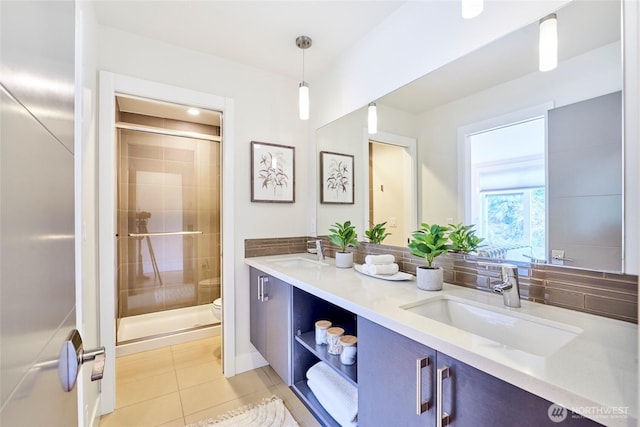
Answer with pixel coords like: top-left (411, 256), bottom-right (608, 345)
top-left (416, 357), bottom-right (431, 414)
top-left (437, 366), bottom-right (451, 427)
top-left (257, 275), bottom-right (269, 302)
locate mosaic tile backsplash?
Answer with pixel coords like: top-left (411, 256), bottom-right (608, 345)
top-left (245, 237), bottom-right (638, 323)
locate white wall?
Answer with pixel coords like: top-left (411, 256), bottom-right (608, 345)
top-left (417, 42), bottom-right (621, 225)
top-left (96, 26), bottom-right (309, 370)
top-left (316, 104), bottom-right (416, 237)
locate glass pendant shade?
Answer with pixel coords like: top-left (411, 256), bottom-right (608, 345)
top-left (462, 0), bottom-right (483, 19)
top-left (368, 103), bottom-right (377, 135)
top-left (539, 14), bottom-right (558, 72)
top-left (299, 82), bottom-right (309, 121)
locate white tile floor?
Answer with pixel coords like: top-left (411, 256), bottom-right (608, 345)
top-left (99, 336), bottom-right (320, 427)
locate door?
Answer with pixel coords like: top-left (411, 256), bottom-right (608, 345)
top-left (358, 317), bottom-right (436, 426)
top-left (0, 1), bottom-right (81, 426)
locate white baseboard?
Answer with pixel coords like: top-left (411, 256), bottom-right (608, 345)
top-left (233, 350), bottom-right (268, 376)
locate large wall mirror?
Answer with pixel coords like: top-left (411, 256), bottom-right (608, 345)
top-left (316, 0), bottom-right (625, 272)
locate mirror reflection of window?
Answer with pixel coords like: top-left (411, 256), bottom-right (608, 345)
top-left (468, 117), bottom-right (546, 260)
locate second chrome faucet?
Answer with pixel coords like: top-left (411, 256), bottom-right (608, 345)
top-left (480, 262), bottom-right (521, 308)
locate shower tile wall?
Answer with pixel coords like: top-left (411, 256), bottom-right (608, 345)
top-left (117, 112), bottom-right (221, 319)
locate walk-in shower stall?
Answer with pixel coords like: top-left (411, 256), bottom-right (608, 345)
top-left (114, 95), bottom-right (222, 347)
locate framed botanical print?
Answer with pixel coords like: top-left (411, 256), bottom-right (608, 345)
top-left (251, 141), bottom-right (295, 203)
top-left (320, 151), bottom-right (354, 204)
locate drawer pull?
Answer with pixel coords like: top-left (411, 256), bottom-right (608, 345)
top-left (437, 366), bottom-right (451, 427)
top-left (416, 357), bottom-right (431, 414)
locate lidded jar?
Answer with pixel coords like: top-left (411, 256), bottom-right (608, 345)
top-left (326, 327), bottom-right (345, 355)
top-left (315, 320), bottom-right (332, 345)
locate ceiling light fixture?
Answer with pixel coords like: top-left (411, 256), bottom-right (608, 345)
top-left (296, 35), bottom-right (312, 121)
top-left (539, 13), bottom-right (558, 72)
top-left (368, 103), bottom-right (377, 135)
top-left (187, 108), bottom-right (200, 116)
top-left (462, 0), bottom-right (483, 19)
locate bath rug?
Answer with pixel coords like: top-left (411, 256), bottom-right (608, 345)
top-left (185, 395), bottom-right (299, 427)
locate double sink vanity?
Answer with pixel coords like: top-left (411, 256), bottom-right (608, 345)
top-left (246, 254), bottom-right (637, 427)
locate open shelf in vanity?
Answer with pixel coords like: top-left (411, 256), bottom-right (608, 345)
top-left (290, 286), bottom-right (358, 426)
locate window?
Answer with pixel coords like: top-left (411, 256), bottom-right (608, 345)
top-left (467, 117), bottom-right (546, 260)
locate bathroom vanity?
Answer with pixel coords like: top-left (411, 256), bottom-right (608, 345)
top-left (246, 255), bottom-right (637, 427)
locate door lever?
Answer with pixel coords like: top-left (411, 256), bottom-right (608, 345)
top-left (58, 329), bottom-right (106, 392)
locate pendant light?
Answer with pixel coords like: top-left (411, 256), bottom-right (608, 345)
top-left (367, 103), bottom-right (377, 135)
top-left (462, 0), bottom-right (483, 19)
top-left (296, 36), bottom-right (312, 120)
top-left (539, 13), bottom-right (558, 72)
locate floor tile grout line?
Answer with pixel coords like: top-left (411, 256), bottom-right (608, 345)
top-left (169, 343), bottom-right (189, 421)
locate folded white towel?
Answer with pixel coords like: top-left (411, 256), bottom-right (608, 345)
top-left (307, 362), bottom-right (358, 427)
top-left (362, 263), bottom-right (399, 276)
top-left (308, 379), bottom-right (358, 427)
top-left (364, 254), bottom-right (395, 265)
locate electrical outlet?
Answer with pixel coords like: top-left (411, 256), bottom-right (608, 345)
top-left (551, 250), bottom-right (565, 265)
top-left (309, 218), bottom-right (316, 235)
top-left (389, 217), bottom-right (397, 228)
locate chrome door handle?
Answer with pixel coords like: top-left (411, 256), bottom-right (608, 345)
top-left (58, 329), bottom-right (106, 392)
top-left (416, 357), bottom-right (431, 414)
top-left (437, 366), bottom-right (451, 427)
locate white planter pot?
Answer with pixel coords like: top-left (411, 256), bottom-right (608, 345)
top-left (416, 266), bottom-right (443, 291)
top-left (335, 251), bottom-right (354, 268)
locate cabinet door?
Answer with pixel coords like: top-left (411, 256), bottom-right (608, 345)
top-left (436, 352), bottom-right (600, 426)
top-left (265, 275), bottom-right (292, 384)
top-left (249, 267), bottom-right (267, 356)
top-left (358, 317), bottom-right (436, 427)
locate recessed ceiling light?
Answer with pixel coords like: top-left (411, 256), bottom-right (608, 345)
top-left (187, 108), bottom-right (200, 116)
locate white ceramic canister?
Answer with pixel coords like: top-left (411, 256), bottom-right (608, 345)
top-left (326, 327), bottom-right (345, 355)
top-left (339, 335), bottom-right (357, 365)
top-left (315, 320), bottom-right (332, 345)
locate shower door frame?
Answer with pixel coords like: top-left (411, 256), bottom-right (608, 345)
top-left (98, 71), bottom-right (236, 414)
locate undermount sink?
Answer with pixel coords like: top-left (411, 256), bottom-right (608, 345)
top-left (401, 296), bottom-right (582, 357)
top-left (268, 256), bottom-right (329, 269)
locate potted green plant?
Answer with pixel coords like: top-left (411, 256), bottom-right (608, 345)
top-left (408, 223), bottom-right (451, 290)
top-left (364, 221), bottom-right (391, 244)
top-left (448, 223), bottom-right (484, 254)
top-left (328, 220), bottom-right (359, 268)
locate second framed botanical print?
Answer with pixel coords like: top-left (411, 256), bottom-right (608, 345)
top-left (320, 151), bottom-right (354, 204)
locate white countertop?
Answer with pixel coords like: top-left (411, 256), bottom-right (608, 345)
top-left (245, 254), bottom-right (638, 427)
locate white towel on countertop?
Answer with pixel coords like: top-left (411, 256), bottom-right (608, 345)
top-left (361, 263), bottom-right (399, 276)
top-left (364, 254), bottom-right (395, 265)
top-left (306, 362), bottom-right (358, 427)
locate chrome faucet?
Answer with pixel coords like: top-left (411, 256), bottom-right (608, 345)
top-left (480, 262), bottom-right (521, 308)
top-left (307, 239), bottom-right (325, 261)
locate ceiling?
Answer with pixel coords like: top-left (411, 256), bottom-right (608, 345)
top-left (96, 0), bottom-right (620, 121)
top-left (93, 0), bottom-right (407, 81)
top-left (379, 0), bottom-right (621, 113)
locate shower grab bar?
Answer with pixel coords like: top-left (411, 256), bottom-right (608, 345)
top-left (128, 231), bottom-right (203, 237)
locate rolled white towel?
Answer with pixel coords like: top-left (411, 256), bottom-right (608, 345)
top-left (362, 263), bottom-right (399, 276)
top-left (364, 254), bottom-right (395, 265)
top-left (306, 362), bottom-right (358, 426)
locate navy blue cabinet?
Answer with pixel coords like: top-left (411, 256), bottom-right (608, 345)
top-left (358, 317), bottom-right (601, 427)
top-left (249, 267), bottom-right (292, 384)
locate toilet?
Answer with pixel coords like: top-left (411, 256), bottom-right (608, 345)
top-left (212, 298), bottom-right (222, 321)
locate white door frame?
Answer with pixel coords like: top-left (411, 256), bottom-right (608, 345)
top-left (362, 130), bottom-right (418, 242)
top-left (97, 71), bottom-right (235, 413)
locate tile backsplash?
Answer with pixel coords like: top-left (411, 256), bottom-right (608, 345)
top-left (245, 237), bottom-right (638, 323)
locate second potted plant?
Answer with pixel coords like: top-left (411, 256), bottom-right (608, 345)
top-left (408, 223), bottom-right (450, 291)
top-left (328, 220), bottom-right (359, 268)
